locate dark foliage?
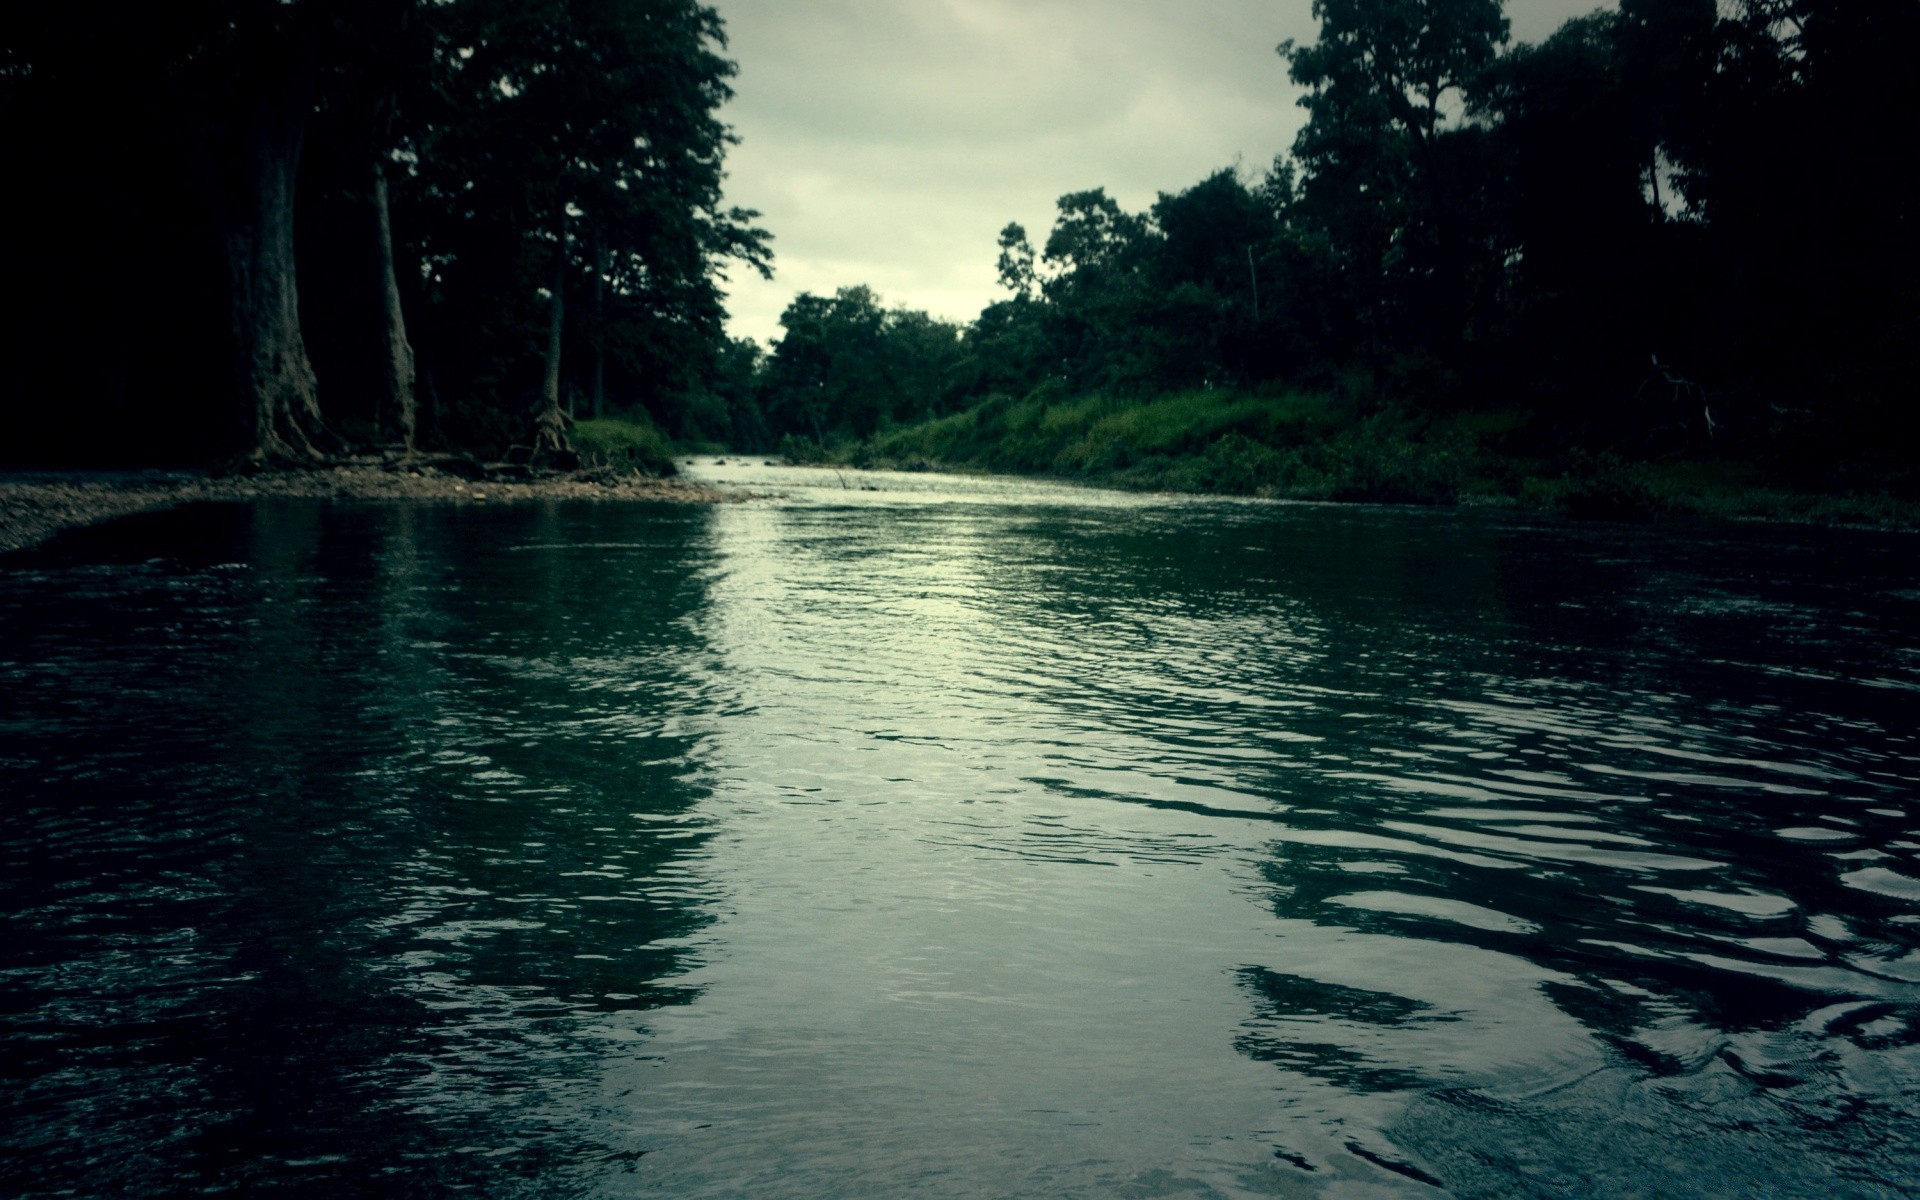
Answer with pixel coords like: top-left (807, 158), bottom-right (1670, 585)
top-left (4, 0), bottom-right (1912, 485)
top-left (741, 0), bottom-right (1916, 492)
top-left (1, 0), bottom-right (767, 465)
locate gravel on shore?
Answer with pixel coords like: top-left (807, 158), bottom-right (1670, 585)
top-left (0, 464), bottom-right (739, 555)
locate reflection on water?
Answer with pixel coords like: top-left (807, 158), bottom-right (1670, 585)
top-left (1, 502), bottom-right (722, 1196)
top-left (3, 465), bottom-right (1919, 1198)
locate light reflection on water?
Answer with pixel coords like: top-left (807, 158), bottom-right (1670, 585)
top-left (2, 463), bottom-right (1918, 1198)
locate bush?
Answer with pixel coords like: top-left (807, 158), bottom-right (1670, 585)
top-left (847, 386), bottom-right (1493, 505)
top-left (1316, 416), bottom-right (1470, 506)
top-left (1523, 452), bottom-right (1665, 520)
top-left (570, 416), bottom-right (678, 476)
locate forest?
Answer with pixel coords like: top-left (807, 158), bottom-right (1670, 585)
top-left (742, 0), bottom-right (1919, 515)
top-left (3, 0), bottom-right (1916, 515)
top-left (2, 0), bottom-right (767, 468)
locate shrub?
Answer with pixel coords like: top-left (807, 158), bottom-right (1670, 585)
top-left (571, 416), bottom-right (678, 476)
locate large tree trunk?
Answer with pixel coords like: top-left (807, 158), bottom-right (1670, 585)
top-left (370, 164), bottom-right (417, 454)
top-left (532, 223), bottom-right (572, 459)
top-left (218, 69), bottom-right (331, 466)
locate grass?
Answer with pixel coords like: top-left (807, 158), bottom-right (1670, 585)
top-left (806, 386), bottom-right (1920, 530)
top-left (848, 388), bottom-right (1473, 506)
top-left (570, 414), bottom-right (679, 476)
top-left (1539, 457), bottom-right (1920, 528)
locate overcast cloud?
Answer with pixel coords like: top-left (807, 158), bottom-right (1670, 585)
top-left (708, 0), bottom-right (1612, 346)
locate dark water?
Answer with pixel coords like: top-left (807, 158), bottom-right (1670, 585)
top-left (3, 463), bottom-right (1919, 1199)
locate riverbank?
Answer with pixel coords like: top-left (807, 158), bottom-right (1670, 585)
top-left (791, 390), bottom-right (1920, 531)
top-left (0, 463), bottom-right (736, 555)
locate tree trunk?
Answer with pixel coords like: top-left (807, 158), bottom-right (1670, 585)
top-left (370, 164), bottom-right (417, 454)
top-left (588, 224), bottom-right (607, 420)
top-left (532, 224), bottom-right (572, 458)
top-left (418, 355), bottom-right (439, 448)
top-left (218, 72), bottom-right (331, 466)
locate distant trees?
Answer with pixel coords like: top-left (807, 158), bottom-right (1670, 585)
top-left (8, 0), bottom-right (1913, 476)
top-left (757, 288), bottom-right (965, 444)
top-left (743, 0), bottom-right (1915, 478)
top-left (1, 0), bottom-right (767, 465)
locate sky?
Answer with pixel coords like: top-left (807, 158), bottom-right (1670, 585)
top-left (706, 0), bottom-right (1614, 347)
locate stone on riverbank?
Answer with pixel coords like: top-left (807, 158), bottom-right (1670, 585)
top-left (0, 463), bottom-right (738, 555)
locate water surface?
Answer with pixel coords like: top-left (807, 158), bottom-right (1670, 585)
top-left (3, 464), bottom-right (1918, 1197)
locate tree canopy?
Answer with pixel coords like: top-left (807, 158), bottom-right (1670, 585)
top-left (5, 0), bottom-right (1913, 488)
top-left (741, 0), bottom-right (1916, 488)
top-left (2, 0), bottom-right (767, 465)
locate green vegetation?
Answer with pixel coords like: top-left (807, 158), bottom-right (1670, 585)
top-left (4, 0), bottom-right (1911, 519)
top-left (569, 415), bottom-right (680, 477)
top-left (853, 391), bottom-right (1455, 503)
top-left (732, 0), bottom-right (1916, 527)
top-left (792, 390), bottom-right (1920, 529)
top-left (4, 0), bottom-right (767, 467)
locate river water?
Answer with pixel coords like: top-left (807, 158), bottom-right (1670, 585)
top-left (3, 461), bottom-right (1918, 1198)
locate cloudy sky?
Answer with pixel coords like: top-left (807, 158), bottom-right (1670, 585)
top-left (706, 0), bottom-right (1611, 346)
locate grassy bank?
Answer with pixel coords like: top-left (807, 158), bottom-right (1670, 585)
top-left (787, 388), bottom-right (1920, 529)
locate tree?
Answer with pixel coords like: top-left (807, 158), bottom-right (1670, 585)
top-left (1686, 0), bottom-right (1920, 444)
top-left (758, 288), bottom-right (964, 443)
top-left (1280, 0), bottom-right (1509, 386)
top-left (1148, 171), bottom-right (1282, 381)
top-left (6, 0), bottom-right (437, 464)
top-left (416, 0), bottom-right (769, 457)
top-left (1041, 189), bottom-right (1153, 287)
top-left (1034, 189), bottom-right (1159, 391)
top-left (1, 0), bottom-right (771, 466)
top-left (995, 224), bottom-right (1039, 301)
top-left (1471, 12), bottom-right (1673, 413)
top-left (333, 1), bottom-right (437, 452)
top-left (199, 7), bottom-right (338, 464)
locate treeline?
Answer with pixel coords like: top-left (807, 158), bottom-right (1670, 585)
top-left (1, 0), bottom-right (767, 466)
top-left (739, 0), bottom-right (1917, 489)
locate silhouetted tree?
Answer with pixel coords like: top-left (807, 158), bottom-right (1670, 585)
top-left (758, 288), bottom-right (964, 443)
top-left (412, 0), bottom-right (768, 456)
top-left (1, 0), bottom-right (767, 465)
top-left (1278, 0), bottom-right (1507, 393)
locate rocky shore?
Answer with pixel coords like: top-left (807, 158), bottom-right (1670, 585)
top-left (0, 463), bottom-right (738, 555)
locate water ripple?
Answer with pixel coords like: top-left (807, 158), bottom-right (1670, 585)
top-left (4, 477), bottom-right (1918, 1197)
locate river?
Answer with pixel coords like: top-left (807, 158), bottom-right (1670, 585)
top-left (3, 461), bottom-right (1918, 1198)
